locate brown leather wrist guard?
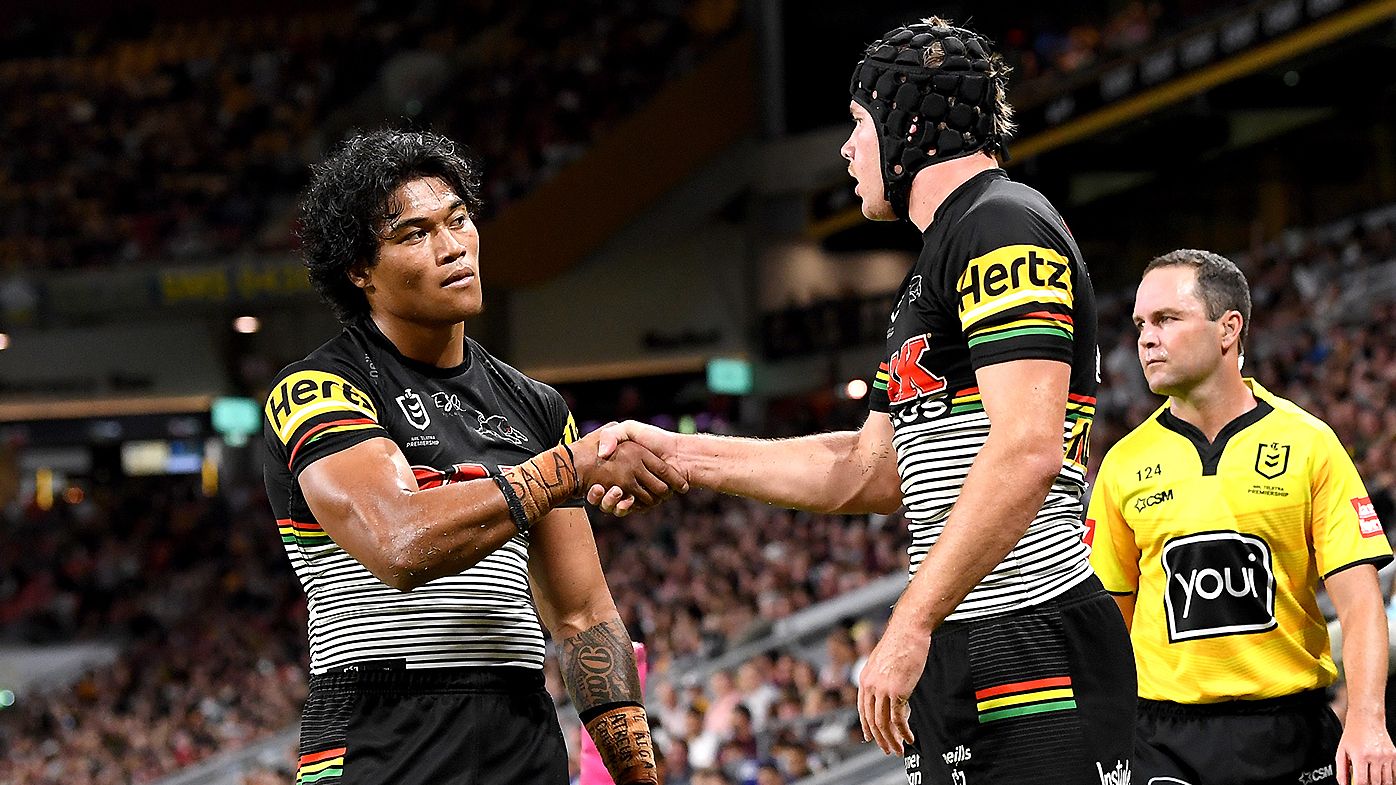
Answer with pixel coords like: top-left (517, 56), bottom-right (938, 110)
top-left (583, 704), bottom-right (659, 785)
top-left (501, 443), bottom-right (580, 522)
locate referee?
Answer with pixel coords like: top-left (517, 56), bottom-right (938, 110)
top-left (263, 129), bottom-right (683, 784)
top-left (1089, 250), bottom-right (1396, 785)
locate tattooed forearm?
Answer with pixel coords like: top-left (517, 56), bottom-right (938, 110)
top-left (587, 705), bottom-right (658, 785)
top-left (561, 618), bottom-right (642, 712)
top-left (504, 446), bottom-right (581, 521)
top-left (563, 618), bottom-right (657, 784)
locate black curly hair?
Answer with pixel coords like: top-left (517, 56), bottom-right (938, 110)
top-left (298, 129), bottom-right (483, 322)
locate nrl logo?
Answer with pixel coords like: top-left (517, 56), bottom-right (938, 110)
top-left (396, 388), bottom-right (431, 431)
top-left (1254, 442), bottom-right (1289, 479)
top-left (478, 413), bottom-right (528, 446)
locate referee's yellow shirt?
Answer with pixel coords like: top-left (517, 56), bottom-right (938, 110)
top-left (1088, 380), bottom-right (1391, 703)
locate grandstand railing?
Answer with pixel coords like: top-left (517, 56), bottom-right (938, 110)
top-left (152, 727), bottom-right (297, 785)
top-left (792, 746), bottom-right (904, 785)
top-left (662, 571), bottom-right (904, 690)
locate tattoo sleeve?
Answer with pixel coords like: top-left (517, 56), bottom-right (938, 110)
top-left (562, 618), bottom-right (658, 785)
top-left (503, 444), bottom-right (581, 521)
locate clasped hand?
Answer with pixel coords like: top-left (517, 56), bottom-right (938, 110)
top-left (573, 421), bottom-right (688, 514)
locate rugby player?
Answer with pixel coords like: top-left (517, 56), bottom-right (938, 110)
top-left (1089, 250), bottom-right (1396, 785)
top-left (263, 129), bottom-right (683, 784)
top-left (590, 18), bottom-right (1135, 784)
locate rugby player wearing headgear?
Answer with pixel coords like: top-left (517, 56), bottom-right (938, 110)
top-left (588, 17), bottom-right (1135, 784)
top-left (1089, 250), bottom-right (1396, 785)
top-left (263, 129), bottom-right (684, 785)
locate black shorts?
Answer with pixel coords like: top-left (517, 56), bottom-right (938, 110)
top-left (297, 664), bottom-right (568, 785)
top-left (903, 574), bottom-right (1137, 785)
top-left (1135, 690), bottom-right (1342, 785)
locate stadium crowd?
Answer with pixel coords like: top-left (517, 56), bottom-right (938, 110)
top-left (2, 0), bottom-right (1264, 279)
top-left (0, 478), bottom-right (307, 784)
top-left (0, 0), bottom-right (738, 273)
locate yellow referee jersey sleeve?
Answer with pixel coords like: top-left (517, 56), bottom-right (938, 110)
top-left (1086, 458), bottom-right (1140, 596)
top-left (1311, 424), bottom-right (1388, 576)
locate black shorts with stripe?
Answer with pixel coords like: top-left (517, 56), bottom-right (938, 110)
top-left (902, 574), bottom-right (1137, 785)
top-left (296, 663), bottom-right (567, 785)
top-left (1134, 690), bottom-right (1342, 785)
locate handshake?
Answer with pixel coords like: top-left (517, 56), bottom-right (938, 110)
top-left (570, 421), bottom-right (689, 516)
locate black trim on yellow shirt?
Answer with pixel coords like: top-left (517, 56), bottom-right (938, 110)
top-left (1322, 554), bottom-right (1395, 581)
top-left (1156, 399), bottom-right (1274, 476)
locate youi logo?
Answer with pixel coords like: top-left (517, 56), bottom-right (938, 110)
top-left (1162, 531), bottom-right (1276, 642)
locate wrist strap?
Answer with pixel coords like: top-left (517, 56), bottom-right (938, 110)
top-left (492, 473), bottom-right (532, 539)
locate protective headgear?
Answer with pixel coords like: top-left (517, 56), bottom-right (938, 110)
top-left (850, 22), bottom-right (1009, 219)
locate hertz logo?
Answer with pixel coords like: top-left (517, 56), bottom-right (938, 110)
top-left (1134, 489), bottom-right (1174, 512)
top-left (957, 245), bottom-right (1073, 327)
top-left (265, 370), bottom-right (377, 445)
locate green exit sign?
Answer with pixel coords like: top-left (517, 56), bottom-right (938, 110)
top-left (212, 396), bottom-right (261, 446)
top-left (706, 358), bottom-right (752, 395)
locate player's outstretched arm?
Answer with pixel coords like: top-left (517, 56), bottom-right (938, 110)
top-left (299, 433), bottom-right (687, 591)
top-left (587, 412), bottom-right (901, 516)
top-left (1326, 565), bottom-right (1396, 785)
top-left (529, 508), bottom-right (659, 785)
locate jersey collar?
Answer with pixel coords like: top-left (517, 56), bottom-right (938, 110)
top-left (1155, 380), bottom-right (1274, 476)
top-left (355, 317), bottom-right (475, 379)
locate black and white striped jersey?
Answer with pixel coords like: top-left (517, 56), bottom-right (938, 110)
top-left (869, 169), bottom-right (1100, 621)
top-left (263, 318), bottom-right (579, 674)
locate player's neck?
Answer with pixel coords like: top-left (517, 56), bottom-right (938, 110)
top-left (1167, 368), bottom-right (1255, 443)
top-left (906, 153), bottom-right (999, 232)
top-left (370, 312), bottom-right (467, 368)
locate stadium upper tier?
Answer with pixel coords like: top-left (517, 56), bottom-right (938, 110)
top-left (0, 1), bottom-right (739, 273)
top-left (0, 0), bottom-right (1271, 277)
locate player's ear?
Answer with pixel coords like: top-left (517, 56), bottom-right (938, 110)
top-left (347, 262), bottom-right (372, 292)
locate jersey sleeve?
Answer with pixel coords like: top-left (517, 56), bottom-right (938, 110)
top-left (868, 358), bottom-right (890, 413)
top-left (1086, 454), bottom-right (1141, 595)
top-left (262, 361), bottom-right (389, 479)
top-left (951, 201), bottom-right (1079, 370)
top-left (1311, 428), bottom-right (1392, 578)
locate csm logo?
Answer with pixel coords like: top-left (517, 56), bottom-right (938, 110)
top-left (1134, 488), bottom-right (1174, 512)
top-left (1298, 763), bottom-right (1334, 784)
top-left (1097, 760), bottom-right (1130, 785)
top-left (1162, 531), bottom-right (1276, 642)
